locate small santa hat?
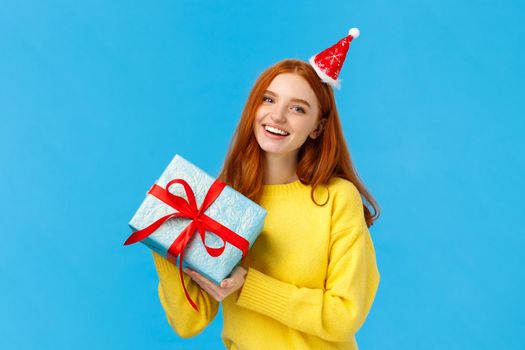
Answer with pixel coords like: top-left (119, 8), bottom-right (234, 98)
top-left (309, 27), bottom-right (360, 90)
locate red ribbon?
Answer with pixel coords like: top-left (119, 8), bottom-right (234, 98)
top-left (124, 178), bottom-right (249, 311)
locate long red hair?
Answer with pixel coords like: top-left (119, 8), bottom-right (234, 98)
top-left (218, 59), bottom-right (380, 228)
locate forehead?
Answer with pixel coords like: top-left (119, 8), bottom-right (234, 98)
top-left (266, 73), bottom-right (318, 105)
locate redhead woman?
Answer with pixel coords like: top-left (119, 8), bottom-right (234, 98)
top-left (151, 29), bottom-right (381, 350)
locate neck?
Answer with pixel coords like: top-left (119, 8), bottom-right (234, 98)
top-left (263, 151), bottom-right (299, 185)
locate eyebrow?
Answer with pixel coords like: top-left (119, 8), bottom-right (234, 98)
top-left (264, 90), bottom-right (311, 109)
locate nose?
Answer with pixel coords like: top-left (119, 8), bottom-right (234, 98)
top-left (269, 104), bottom-right (287, 123)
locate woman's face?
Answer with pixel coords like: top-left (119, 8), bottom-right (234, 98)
top-left (253, 73), bottom-right (325, 157)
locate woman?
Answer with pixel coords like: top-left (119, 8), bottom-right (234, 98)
top-left (152, 30), bottom-right (381, 350)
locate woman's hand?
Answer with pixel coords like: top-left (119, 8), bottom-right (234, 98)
top-left (183, 265), bottom-right (248, 302)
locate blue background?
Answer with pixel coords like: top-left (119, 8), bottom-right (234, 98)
top-left (1, 0), bottom-right (524, 349)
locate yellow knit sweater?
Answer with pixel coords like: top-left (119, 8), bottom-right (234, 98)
top-left (151, 177), bottom-right (380, 350)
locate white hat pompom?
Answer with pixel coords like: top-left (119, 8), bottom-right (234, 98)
top-left (348, 28), bottom-right (360, 39)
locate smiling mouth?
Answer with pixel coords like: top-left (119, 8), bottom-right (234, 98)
top-left (263, 124), bottom-right (290, 136)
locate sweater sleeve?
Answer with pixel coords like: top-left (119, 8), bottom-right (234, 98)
top-left (235, 225), bottom-right (380, 342)
top-left (151, 251), bottom-right (219, 338)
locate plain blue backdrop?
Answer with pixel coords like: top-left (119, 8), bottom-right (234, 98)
top-left (1, 0), bottom-right (524, 349)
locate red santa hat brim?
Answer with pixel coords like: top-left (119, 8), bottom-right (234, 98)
top-left (309, 55), bottom-right (342, 90)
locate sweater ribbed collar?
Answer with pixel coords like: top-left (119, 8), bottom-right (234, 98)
top-left (261, 179), bottom-right (309, 197)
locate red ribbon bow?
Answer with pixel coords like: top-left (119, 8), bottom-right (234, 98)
top-left (124, 178), bottom-right (249, 311)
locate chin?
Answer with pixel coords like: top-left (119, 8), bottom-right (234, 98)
top-left (258, 143), bottom-right (297, 156)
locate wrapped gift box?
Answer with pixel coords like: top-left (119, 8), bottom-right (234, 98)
top-left (127, 154), bottom-right (267, 285)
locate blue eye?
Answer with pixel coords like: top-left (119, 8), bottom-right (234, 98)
top-left (263, 95), bottom-right (305, 113)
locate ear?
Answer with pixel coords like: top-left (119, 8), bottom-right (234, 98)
top-left (309, 118), bottom-right (328, 139)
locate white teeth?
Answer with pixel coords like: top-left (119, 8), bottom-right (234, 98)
top-left (264, 125), bottom-right (289, 136)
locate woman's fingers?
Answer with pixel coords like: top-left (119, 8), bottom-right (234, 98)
top-left (186, 269), bottom-right (214, 288)
top-left (193, 276), bottom-right (221, 300)
top-left (184, 268), bottom-right (224, 301)
top-left (196, 280), bottom-right (222, 301)
top-left (220, 279), bottom-right (231, 288)
top-left (182, 267), bottom-right (246, 302)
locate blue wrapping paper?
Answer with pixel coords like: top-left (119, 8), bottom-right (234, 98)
top-left (128, 154), bottom-right (267, 285)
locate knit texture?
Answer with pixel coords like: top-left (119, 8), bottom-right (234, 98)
top-left (151, 177), bottom-right (380, 349)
